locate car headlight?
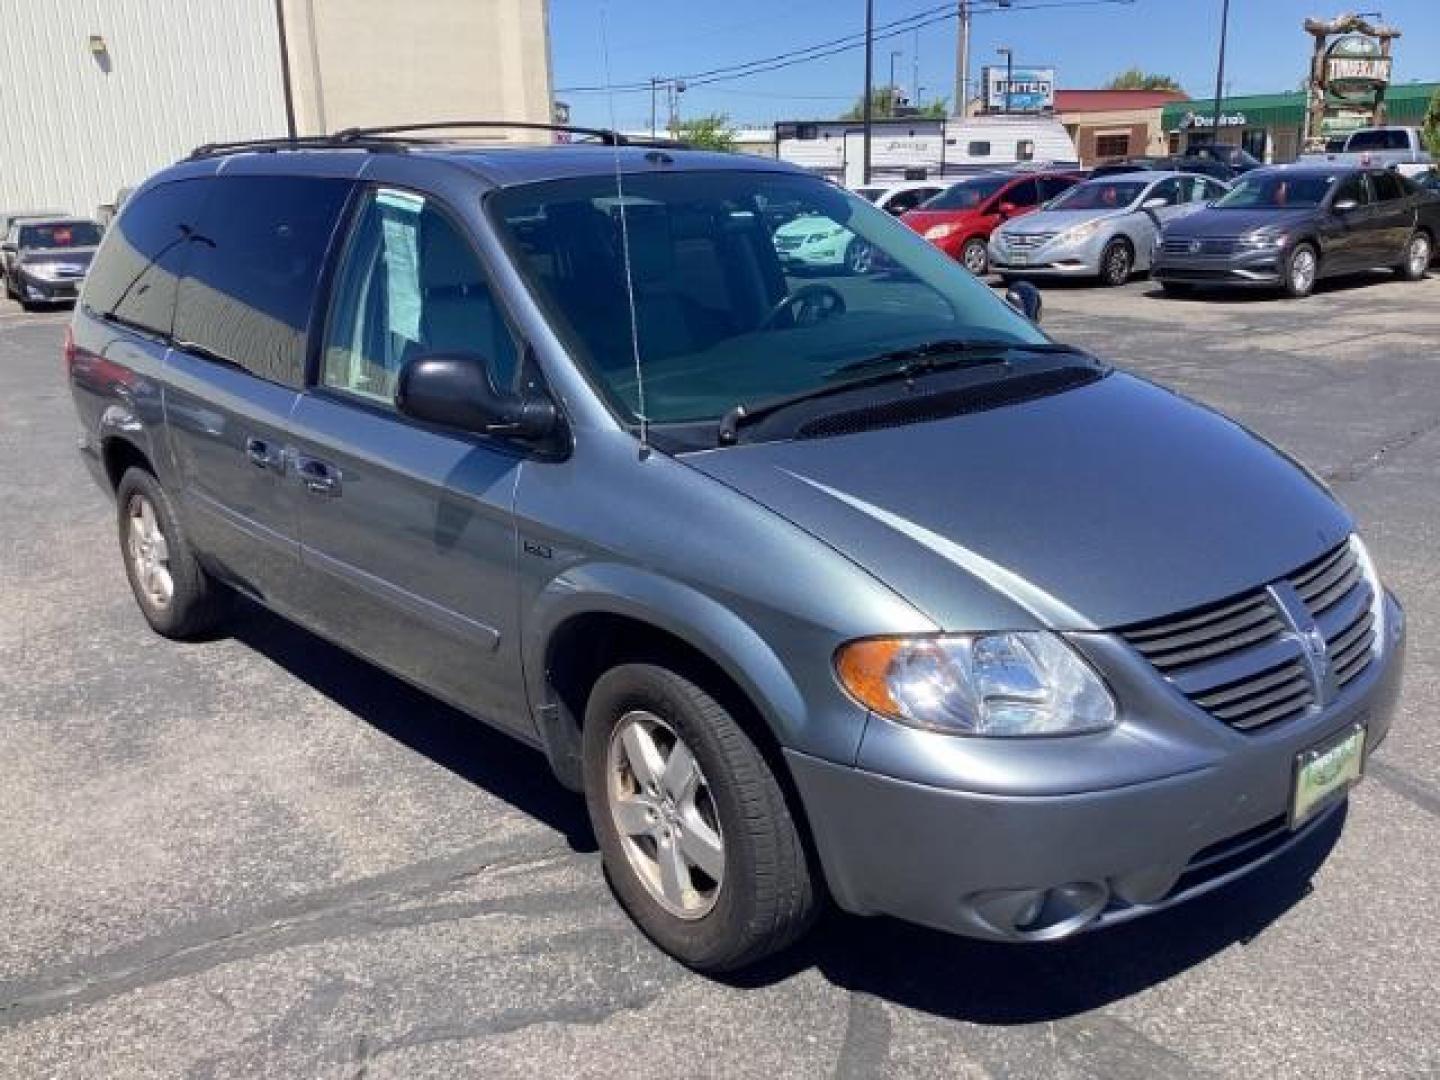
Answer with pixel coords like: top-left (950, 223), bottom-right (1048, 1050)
top-left (835, 632), bottom-right (1116, 737)
top-left (1240, 231), bottom-right (1288, 249)
top-left (1351, 534), bottom-right (1387, 648)
top-left (924, 222), bottom-right (960, 241)
top-left (1055, 220), bottom-right (1102, 246)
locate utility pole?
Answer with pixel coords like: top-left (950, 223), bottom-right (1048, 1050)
top-left (1209, 0), bottom-right (1231, 145)
top-left (863, 0), bottom-right (874, 183)
top-left (997, 46), bottom-right (1013, 113)
top-left (650, 77), bottom-right (658, 138)
top-left (954, 0), bottom-right (970, 116)
top-left (912, 29), bottom-right (920, 108)
top-left (889, 49), bottom-right (903, 112)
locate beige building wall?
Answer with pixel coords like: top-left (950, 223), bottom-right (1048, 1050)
top-left (280, 0), bottom-right (553, 137)
top-left (1059, 107), bottom-right (1171, 164)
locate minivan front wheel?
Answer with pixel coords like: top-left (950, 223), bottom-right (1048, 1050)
top-left (116, 467), bottom-right (230, 639)
top-left (582, 662), bottom-right (816, 971)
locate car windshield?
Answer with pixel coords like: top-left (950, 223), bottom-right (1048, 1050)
top-left (1213, 173), bottom-right (1334, 209)
top-left (921, 177), bottom-right (1008, 210)
top-left (1047, 180), bottom-right (1147, 211)
top-left (489, 170), bottom-right (1047, 426)
top-left (18, 221), bottom-right (101, 248)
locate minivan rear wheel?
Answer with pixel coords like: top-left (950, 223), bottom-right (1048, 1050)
top-left (582, 662), bottom-right (816, 971)
top-left (116, 467), bottom-right (231, 639)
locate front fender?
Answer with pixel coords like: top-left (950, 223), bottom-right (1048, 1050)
top-left (524, 562), bottom-right (813, 750)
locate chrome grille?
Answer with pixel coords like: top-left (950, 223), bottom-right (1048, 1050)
top-left (1120, 539), bottom-right (1376, 733)
top-left (1005, 231), bottom-right (1055, 250)
top-left (1161, 236), bottom-right (1243, 256)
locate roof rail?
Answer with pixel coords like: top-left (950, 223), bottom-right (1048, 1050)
top-left (187, 122), bottom-right (695, 162)
top-left (187, 135), bottom-right (406, 160)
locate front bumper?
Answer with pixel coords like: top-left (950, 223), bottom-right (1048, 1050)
top-left (17, 269), bottom-right (84, 302)
top-left (788, 593), bottom-right (1405, 942)
top-left (988, 234), bottom-right (1105, 277)
top-left (1153, 248), bottom-right (1285, 286)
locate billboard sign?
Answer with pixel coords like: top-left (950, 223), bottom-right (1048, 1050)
top-left (983, 66), bottom-right (1055, 112)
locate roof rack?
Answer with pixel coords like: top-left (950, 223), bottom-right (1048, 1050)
top-left (187, 122), bottom-right (695, 162)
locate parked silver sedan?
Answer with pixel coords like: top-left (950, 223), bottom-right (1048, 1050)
top-left (990, 172), bottom-right (1230, 286)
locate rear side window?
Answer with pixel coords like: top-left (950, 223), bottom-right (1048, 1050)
top-left (174, 175), bottom-right (351, 386)
top-left (83, 179), bottom-right (210, 337)
top-left (1004, 179), bottom-right (1039, 207)
top-left (1371, 171), bottom-right (1405, 202)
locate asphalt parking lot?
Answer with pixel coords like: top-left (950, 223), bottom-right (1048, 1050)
top-left (2, 270), bottom-right (1439, 1079)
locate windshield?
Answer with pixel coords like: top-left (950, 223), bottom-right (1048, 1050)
top-left (1213, 173), bottom-right (1334, 209)
top-left (18, 222), bottom-right (100, 248)
top-left (1346, 130), bottom-right (1407, 151)
top-left (489, 171), bottom-right (1046, 426)
top-left (920, 177), bottom-right (1008, 210)
top-left (1048, 180), bottom-right (1147, 211)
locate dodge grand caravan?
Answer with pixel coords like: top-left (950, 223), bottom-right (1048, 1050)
top-left (69, 124), bottom-right (1405, 972)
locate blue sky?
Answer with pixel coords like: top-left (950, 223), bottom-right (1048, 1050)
top-left (549, 0), bottom-right (1440, 130)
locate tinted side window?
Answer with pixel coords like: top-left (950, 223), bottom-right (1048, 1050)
top-left (321, 188), bottom-right (519, 404)
top-left (1039, 176), bottom-right (1076, 201)
top-left (1332, 174), bottom-right (1370, 207)
top-left (82, 178), bottom-right (210, 337)
top-left (1371, 171), bottom-right (1405, 202)
top-left (1147, 178), bottom-right (1183, 206)
top-left (1005, 179), bottom-right (1039, 207)
top-left (174, 175), bottom-right (351, 386)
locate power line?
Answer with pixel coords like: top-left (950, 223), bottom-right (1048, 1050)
top-left (557, 0), bottom-right (1133, 95)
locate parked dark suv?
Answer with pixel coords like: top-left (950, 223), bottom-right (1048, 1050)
top-left (69, 125), bottom-right (1404, 971)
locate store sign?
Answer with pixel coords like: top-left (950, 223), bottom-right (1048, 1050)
top-left (1180, 111), bottom-right (1247, 129)
top-left (982, 66), bottom-right (1055, 112)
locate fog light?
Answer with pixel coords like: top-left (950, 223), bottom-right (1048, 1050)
top-left (969, 881), bottom-right (1108, 940)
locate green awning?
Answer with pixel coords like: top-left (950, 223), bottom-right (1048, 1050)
top-left (1162, 82), bottom-right (1437, 131)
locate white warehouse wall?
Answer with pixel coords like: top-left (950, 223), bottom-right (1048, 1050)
top-left (0, 0), bottom-right (288, 217)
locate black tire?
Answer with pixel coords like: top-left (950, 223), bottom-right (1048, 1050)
top-left (1281, 242), bottom-right (1319, 299)
top-left (1397, 230), bottom-right (1432, 281)
top-left (582, 662), bottom-right (816, 972)
top-left (1098, 239), bottom-right (1133, 287)
top-left (115, 466), bottom-right (231, 639)
top-left (2, 271), bottom-right (14, 300)
top-left (961, 237), bottom-right (989, 276)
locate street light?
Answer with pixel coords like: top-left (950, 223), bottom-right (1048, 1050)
top-left (889, 49), bottom-right (904, 114)
top-left (996, 46), bottom-right (1013, 113)
top-left (1209, 0), bottom-right (1231, 147)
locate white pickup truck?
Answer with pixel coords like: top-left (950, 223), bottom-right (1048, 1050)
top-left (1304, 127), bottom-right (1434, 178)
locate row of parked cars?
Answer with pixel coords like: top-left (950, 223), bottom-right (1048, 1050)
top-left (851, 156), bottom-right (1439, 299)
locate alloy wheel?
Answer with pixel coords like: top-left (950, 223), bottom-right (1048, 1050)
top-left (126, 494), bottom-right (173, 609)
top-left (1408, 234), bottom-right (1431, 277)
top-left (1104, 243), bottom-right (1131, 285)
top-left (1290, 247), bottom-right (1317, 294)
top-left (607, 710), bottom-right (725, 919)
top-left (962, 239), bottom-right (988, 276)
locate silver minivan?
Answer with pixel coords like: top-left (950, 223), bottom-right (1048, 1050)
top-left (69, 127), bottom-right (1404, 971)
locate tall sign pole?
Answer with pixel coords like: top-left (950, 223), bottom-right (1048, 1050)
top-left (1209, 0), bottom-right (1231, 142)
top-left (954, 1), bottom-right (971, 115)
top-left (863, 0), bottom-right (875, 183)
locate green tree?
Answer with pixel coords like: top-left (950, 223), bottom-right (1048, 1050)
top-left (1103, 68), bottom-right (1183, 92)
top-left (1423, 86), bottom-right (1440, 159)
top-left (671, 113), bottom-right (737, 152)
top-left (839, 86), bottom-right (947, 120)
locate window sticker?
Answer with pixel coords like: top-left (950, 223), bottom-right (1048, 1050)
top-left (376, 188), bottom-right (424, 341)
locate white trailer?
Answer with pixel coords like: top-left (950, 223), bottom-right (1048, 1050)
top-left (776, 116), bottom-right (1079, 187)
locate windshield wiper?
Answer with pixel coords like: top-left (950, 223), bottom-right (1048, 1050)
top-left (716, 340), bottom-right (1089, 446)
top-left (826, 338), bottom-right (1082, 380)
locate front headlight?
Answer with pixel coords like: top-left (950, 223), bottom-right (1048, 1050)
top-left (924, 222), bottom-right (960, 241)
top-left (836, 632), bottom-right (1116, 737)
top-left (1055, 220), bottom-right (1102, 246)
top-left (1240, 232), bottom-right (1288, 249)
top-left (1351, 534), bottom-right (1387, 648)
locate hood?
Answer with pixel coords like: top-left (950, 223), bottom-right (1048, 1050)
top-left (682, 372), bottom-right (1349, 631)
top-left (774, 215), bottom-right (838, 239)
top-left (1163, 208), bottom-right (1315, 238)
top-left (901, 207), bottom-right (985, 232)
top-left (1000, 208), bottom-right (1127, 234)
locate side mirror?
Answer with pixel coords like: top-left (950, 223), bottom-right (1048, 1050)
top-left (1333, 198), bottom-right (1359, 213)
top-left (396, 352), bottom-right (557, 440)
top-left (1005, 280), bottom-right (1043, 324)
top-left (997, 201), bottom-right (1019, 217)
top-left (1142, 197), bottom-right (1169, 210)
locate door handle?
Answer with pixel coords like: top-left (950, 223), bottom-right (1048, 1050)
top-left (296, 455), bottom-right (342, 496)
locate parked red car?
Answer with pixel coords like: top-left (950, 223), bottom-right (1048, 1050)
top-left (902, 171), bottom-right (1082, 275)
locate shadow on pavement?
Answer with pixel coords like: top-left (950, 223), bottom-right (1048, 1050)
top-left (228, 598), bottom-right (597, 855)
top-left (227, 597), bottom-right (1344, 1021)
top-left (1136, 270), bottom-right (1401, 304)
top-left (734, 804), bottom-right (1344, 1023)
